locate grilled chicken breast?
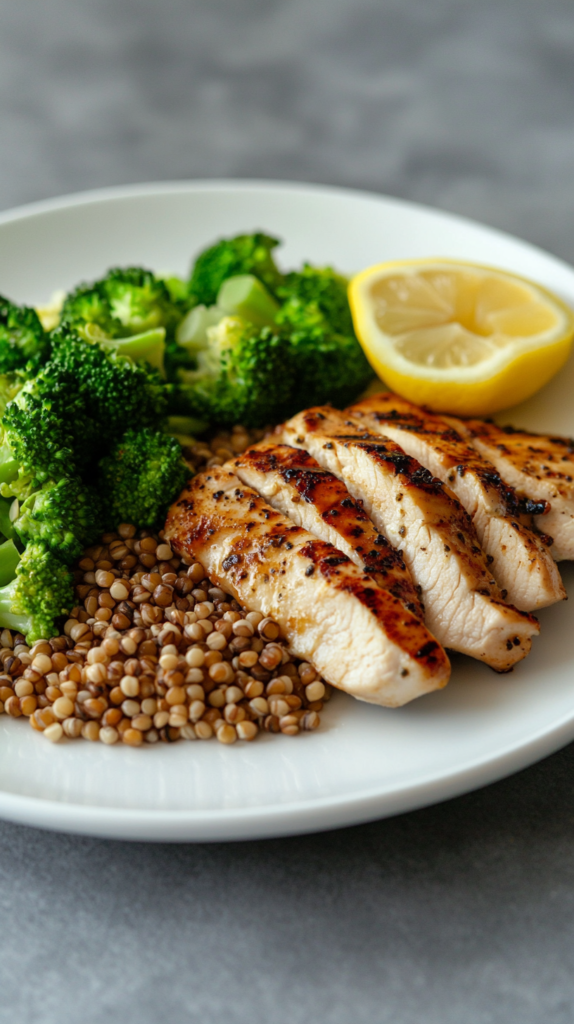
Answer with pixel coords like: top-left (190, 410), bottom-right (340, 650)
top-left (453, 418), bottom-right (574, 562)
top-left (231, 442), bottom-right (424, 618)
top-left (347, 393), bottom-right (565, 612)
top-left (278, 406), bottom-right (538, 670)
top-left (164, 466), bottom-right (451, 707)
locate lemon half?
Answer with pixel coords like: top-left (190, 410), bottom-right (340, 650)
top-left (348, 259), bottom-right (574, 415)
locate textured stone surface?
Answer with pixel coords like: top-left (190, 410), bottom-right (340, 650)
top-left (1, 1), bottom-right (574, 1020)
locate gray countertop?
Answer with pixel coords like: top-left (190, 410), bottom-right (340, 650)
top-left (1, 1), bottom-right (574, 1020)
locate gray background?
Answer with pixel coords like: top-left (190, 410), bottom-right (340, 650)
top-left (1, 1), bottom-right (574, 1021)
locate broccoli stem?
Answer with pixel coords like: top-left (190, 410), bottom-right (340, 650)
top-left (156, 274), bottom-right (189, 304)
top-left (0, 497), bottom-right (15, 539)
top-left (0, 575), bottom-right (29, 633)
top-left (0, 444), bottom-right (19, 485)
top-left (165, 415), bottom-right (207, 439)
top-left (97, 328), bottom-right (166, 377)
top-left (0, 538), bottom-right (21, 587)
top-left (175, 305), bottom-right (222, 352)
top-left (217, 275), bottom-right (279, 327)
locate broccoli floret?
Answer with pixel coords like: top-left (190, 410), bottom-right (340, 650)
top-left (0, 329), bottom-right (168, 499)
top-left (49, 327), bottom-right (168, 449)
top-left (0, 371), bottom-right (28, 420)
top-left (98, 427), bottom-right (190, 529)
top-left (0, 296), bottom-right (50, 375)
top-left (175, 315), bottom-right (294, 427)
top-left (156, 273), bottom-right (195, 310)
top-left (276, 265), bottom-right (374, 410)
top-left (12, 476), bottom-right (103, 563)
top-left (189, 233), bottom-right (284, 306)
top-left (0, 364), bottom-right (99, 488)
top-left (170, 274), bottom-right (281, 386)
top-left (0, 541), bottom-right (73, 642)
top-left (61, 267), bottom-right (183, 380)
top-left (61, 267), bottom-right (181, 339)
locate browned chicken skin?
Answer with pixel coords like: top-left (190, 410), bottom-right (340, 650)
top-left (453, 418), bottom-right (574, 563)
top-left (165, 466), bottom-right (451, 707)
top-left (231, 442), bottom-right (424, 618)
top-left (347, 393), bottom-right (565, 612)
top-left (278, 406), bottom-right (539, 671)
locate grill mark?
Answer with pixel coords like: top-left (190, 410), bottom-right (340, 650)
top-left (351, 395), bottom-right (551, 518)
top-left (233, 443), bottom-right (422, 615)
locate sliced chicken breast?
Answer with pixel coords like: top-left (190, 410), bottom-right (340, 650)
top-left (231, 442), bottom-right (424, 618)
top-left (453, 418), bottom-right (574, 562)
top-left (278, 406), bottom-right (538, 671)
top-left (164, 466), bottom-right (451, 707)
top-left (347, 393), bottom-right (565, 612)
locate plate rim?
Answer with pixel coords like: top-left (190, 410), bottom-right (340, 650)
top-left (1, 177), bottom-right (574, 842)
top-left (1, 176), bottom-right (574, 282)
top-left (0, 707), bottom-right (573, 841)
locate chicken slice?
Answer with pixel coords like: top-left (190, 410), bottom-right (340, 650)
top-left (347, 393), bottom-right (565, 612)
top-left (452, 418), bottom-right (574, 562)
top-left (231, 442), bottom-right (424, 618)
top-left (278, 406), bottom-right (538, 671)
top-left (164, 466), bottom-right (450, 707)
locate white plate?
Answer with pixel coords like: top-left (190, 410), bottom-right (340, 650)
top-left (1, 179), bottom-right (574, 843)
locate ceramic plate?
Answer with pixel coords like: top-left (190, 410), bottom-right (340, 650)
top-left (1, 180), bottom-right (573, 842)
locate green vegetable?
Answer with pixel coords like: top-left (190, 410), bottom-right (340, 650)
top-left (0, 541), bottom-right (73, 643)
top-left (217, 275), bottom-right (279, 328)
top-left (49, 327), bottom-right (168, 454)
top-left (175, 305), bottom-right (223, 355)
top-left (98, 427), bottom-right (190, 529)
top-left (175, 315), bottom-right (294, 427)
top-left (0, 498), bottom-right (15, 540)
top-left (0, 539), bottom-right (22, 587)
top-left (60, 267), bottom-right (184, 380)
top-left (276, 265), bottom-right (373, 410)
top-left (189, 233), bottom-right (284, 306)
top-left (0, 372), bottom-right (29, 420)
top-left (0, 296), bottom-right (50, 375)
top-left (0, 363), bottom-right (99, 488)
top-left (156, 273), bottom-right (192, 307)
top-left (12, 476), bottom-right (103, 563)
top-left (165, 415), bottom-right (207, 446)
top-left (184, 237), bottom-right (373, 424)
top-left (0, 309), bottom-right (177, 641)
top-left (61, 266), bottom-right (181, 340)
top-left (84, 325), bottom-right (167, 378)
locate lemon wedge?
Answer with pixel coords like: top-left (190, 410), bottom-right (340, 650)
top-left (348, 259), bottom-right (574, 415)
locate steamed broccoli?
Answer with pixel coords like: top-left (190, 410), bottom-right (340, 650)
top-left (275, 265), bottom-right (373, 410)
top-left (0, 499), bottom-right (15, 541)
top-left (0, 296), bottom-right (50, 375)
top-left (0, 328), bottom-right (168, 517)
top-left (49, 327), bottom-right (168, 449)
top-left (184, 240), bottom-right (373, 423)
top-left (0, 371), bottom-right (28, 420)
top-left (60, 267), bottom-right (185, 379)
top-left (0, 541), bottom-right (74, 643)
top-left (0, 364), bottom-right (99, 490)
top-left (61, 267), bottom-right (181, 340)
top-left (98, 427), bottom-right (190, 529)
top-left (188, 233), bottom-right (284, 307)
top-left (11, 476), bottom-right (103, 563)
top-left (174, 315), bottom-right (294, 427)
top-left (0, 538), bottom-right (22, 587)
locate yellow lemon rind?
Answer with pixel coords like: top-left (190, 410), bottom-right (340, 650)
top-left (366, 334), bottom-right (573, 416)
